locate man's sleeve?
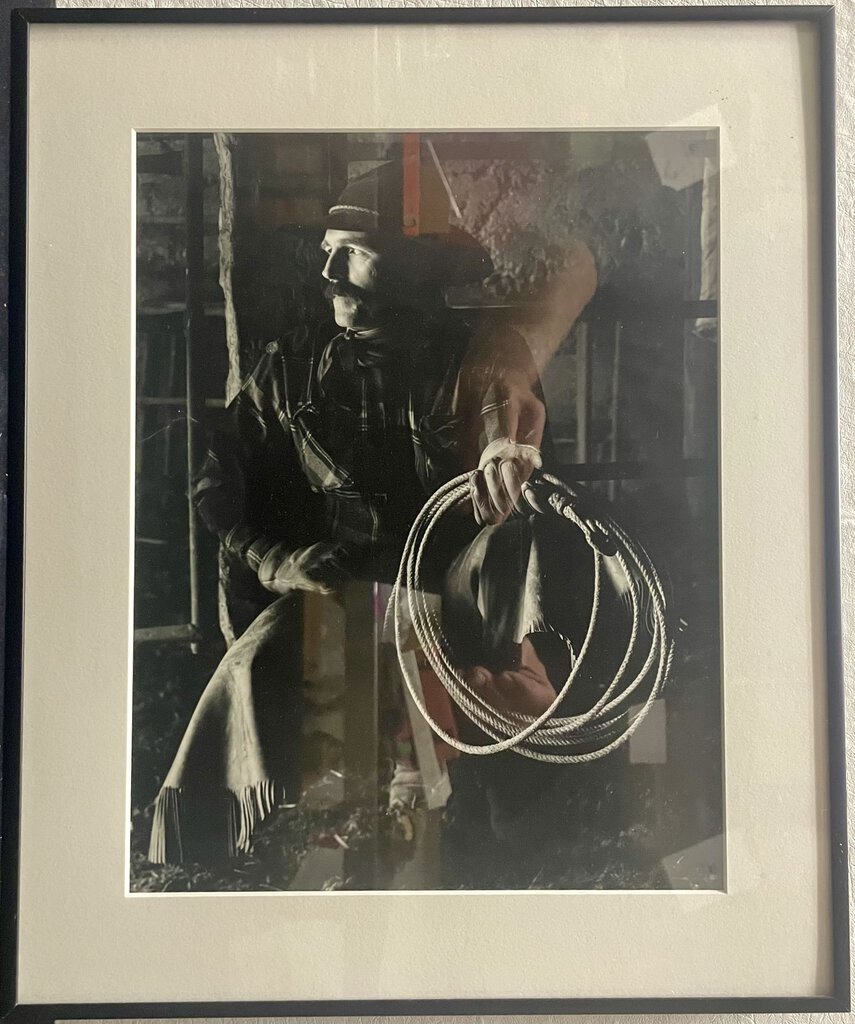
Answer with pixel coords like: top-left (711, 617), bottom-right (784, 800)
top-left (192, 348), bottom-right (314, 574)
top-left (456, 322), bottom-right (545, 461)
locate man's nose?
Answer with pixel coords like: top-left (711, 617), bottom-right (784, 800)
top-left (321, 249), bottom-right (346, 282)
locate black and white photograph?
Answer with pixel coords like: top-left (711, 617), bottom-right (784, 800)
top-left (130, 129), bottom-right (723, 893)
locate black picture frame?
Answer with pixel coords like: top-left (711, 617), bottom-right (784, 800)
top-left (2, 5), bottom-right (848, 1019)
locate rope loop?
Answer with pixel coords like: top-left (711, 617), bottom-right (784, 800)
top-left (391, 469), bottom-right (675, 763)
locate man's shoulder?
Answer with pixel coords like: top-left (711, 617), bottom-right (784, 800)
top-left (259, 319), bottom-right (338, 359)
top-left (245, 321), bottom-right (338, 384)
top-left (228, 322), bottom-right (338, 417)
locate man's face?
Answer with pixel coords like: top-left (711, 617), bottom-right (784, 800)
top-left (320, 229), bottom-right (431, 330)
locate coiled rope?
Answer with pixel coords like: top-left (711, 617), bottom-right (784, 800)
top-left (392, 469), bottom-right (675, 763)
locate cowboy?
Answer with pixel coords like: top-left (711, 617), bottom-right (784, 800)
top-left (148, 159), bottom-right (597, 869)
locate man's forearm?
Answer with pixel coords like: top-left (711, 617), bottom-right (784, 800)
top-left (219, 522), bottom-right (283, 574)
top-left (512, 240), bottom-right (598, 372)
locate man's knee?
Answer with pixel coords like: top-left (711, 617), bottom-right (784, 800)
top-left (218, 594), bottom-right (302, 674)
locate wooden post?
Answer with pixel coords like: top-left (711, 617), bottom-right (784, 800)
top-left (212, 133), bottom-right (242, 404)
top-left (609, 321), bottom-right (622, 501)
top-left (134, 333), bottom-right (148, 481)
top-left (575, 321), bottom-right (591, 464)
top-left (184, 134), bottom-right (206, 643)
top-left (402, 133), bottom-right (421, 235)
top-left (343, 581), bottom-right (382, 888)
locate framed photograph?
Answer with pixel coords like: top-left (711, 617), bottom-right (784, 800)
top-left (3, 5), bottom-right (849, 1017)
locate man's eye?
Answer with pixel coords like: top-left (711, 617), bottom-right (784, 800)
top-left (347, 247), bottom-right (367, 257)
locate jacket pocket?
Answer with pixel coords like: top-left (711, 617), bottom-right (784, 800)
top-left (289, 402), bottom-right (355, 492)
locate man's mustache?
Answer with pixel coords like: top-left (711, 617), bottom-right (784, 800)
top-left (324, 282), bottom-right (366, 302)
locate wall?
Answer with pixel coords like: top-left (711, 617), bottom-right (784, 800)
top-left (49, 0), bottom-right (855, 1022)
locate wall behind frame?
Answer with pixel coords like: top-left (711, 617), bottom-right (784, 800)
top-left (45, 0), bottom-right (855, 1021)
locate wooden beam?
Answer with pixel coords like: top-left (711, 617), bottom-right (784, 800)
top-left (134, 623), bottom-right (202, 645)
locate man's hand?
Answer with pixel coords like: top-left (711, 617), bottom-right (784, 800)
top-left (471, 436), bottom-right (543, 527)
top-left (465, 636), bottom-right (559, 718)
top-left (468, 368), bottom-right (546, 526)
top-left (468, 373), bottom-right (544, 527)
top-left (467, 665), bottom-right (555, 717)
top-left (257, 540), bottom-right (351, 596)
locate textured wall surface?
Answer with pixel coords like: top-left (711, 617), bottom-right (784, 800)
top-left (52, 0), bottom-right (855, 1021)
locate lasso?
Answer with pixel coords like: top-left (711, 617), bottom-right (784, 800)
top-left (391, 469), bottom-right (675, 763)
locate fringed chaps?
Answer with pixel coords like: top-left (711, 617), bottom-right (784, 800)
top-left (148, 595), bottom-right (302, 865)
